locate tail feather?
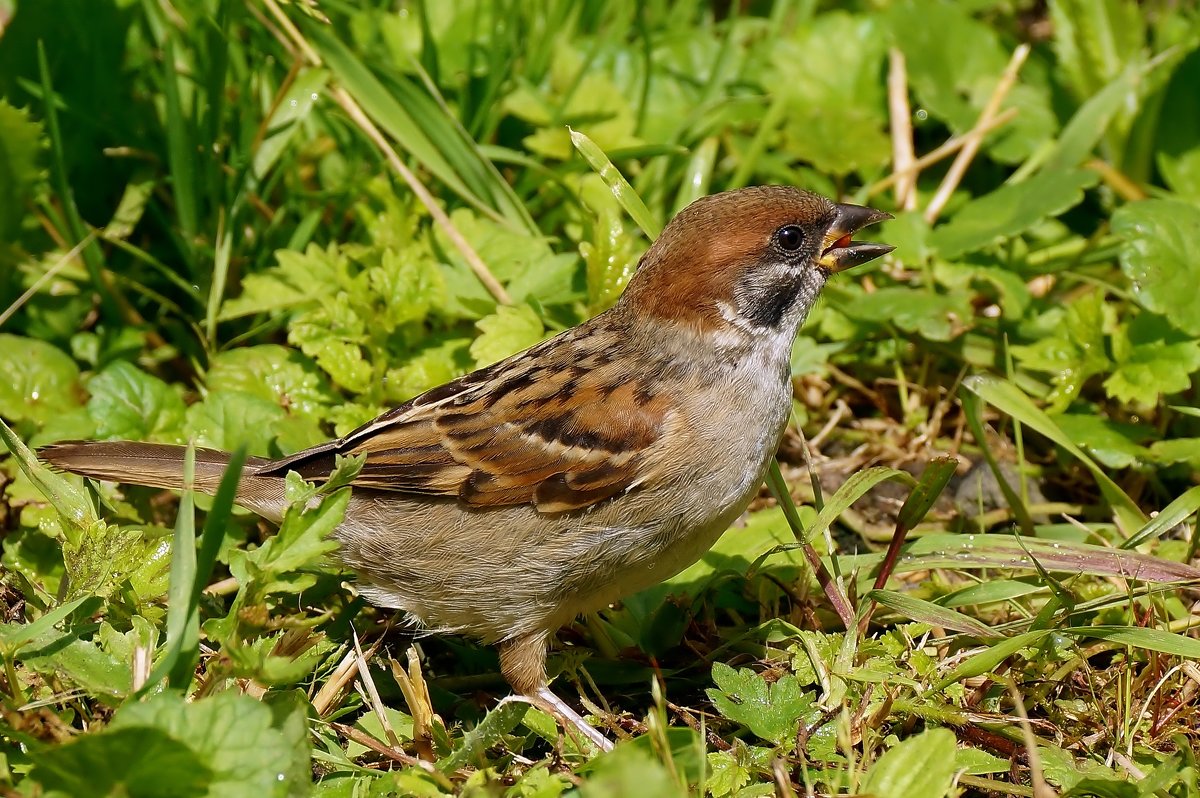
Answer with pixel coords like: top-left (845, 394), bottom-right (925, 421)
top-left (39, 441), bottom-right (287, 519)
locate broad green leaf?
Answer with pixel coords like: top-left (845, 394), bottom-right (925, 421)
top-left (861, 728), bottom-right (957, 798)
top-left (219, 244), bottom-right (343, 321)
top-left (30, 690), bottom-right (312, 798)
top-left (774, 12), bottom-right (890, 175)
top-left (931, 170), bottom-right (1099, 259)
top-left (885, 0), bottom-right (1006, 132)
top-left (440, 701), bottom-right (530, 771)
top-left (288, 310), bottom-right (373, 396)
top-left (370, 246), bottom-right (445, 327)
top-left (1112, 200), bottom-right (1200, 336)
top-left (963, 375), bottom-right (1146, 530)
top-left (576, 745), bottom-right (685, 798)
top-left (885, 0), bottom-right (1056, 164)
top-left (469, 304), bottom-right (545, 367)
top-left (1049, 0), bottom-right (1145, 101)
top-left (1053, 415), bottom-right (1150, 470)
top-left (956, 747), bottom-right (1011, 776)
top-left (836, 287), bottom-right (973, 342)
top-left (1009, 291), bottom-right (1114, 410)
top-left (506, 42), bottom-right (643, 163)
top-left (236, 488), bottom-right (348, 597)
top-left (86, 361), bottom-right (186, 442)
top-left (0, 595), bottom-right (92, 655)
top-left (577, 173), bottom-right (644, 312)
top-left (706, 749), bottom-right (752, 797)
top-left (1149, 438), bottom-right (1200, 470)
top-left (185, 392), bottom-right (288, 456)
top-left (30, 727), bottom-right (212, 797)
top-left (0, 334), bottom-right (83, 425)
top-left (383, 336), bottom-right (472, 403)
top-left (18, 626), bottom-right (131, 700)
top-left (435, 208), bottom-right (556, 285)
top-left (1105, 336), bottom-right (1200, 406)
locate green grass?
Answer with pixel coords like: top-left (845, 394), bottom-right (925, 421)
top-left (2, 0), bottom-right (1200, 795)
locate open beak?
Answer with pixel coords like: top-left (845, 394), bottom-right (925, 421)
top-left (818, 203), bottom-right (895, 273)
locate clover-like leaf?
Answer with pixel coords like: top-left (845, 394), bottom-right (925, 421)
top-left (706, 662), bottom-right (815, 746)
top-left (205, 345), bottom-right (337, 420)
top-left (0, 99), bottom-right (45, 236)
top-left (469, 303), bottom-right (545, 367)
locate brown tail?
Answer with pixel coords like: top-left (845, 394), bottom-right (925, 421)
top-left (39, 441), bottom-right (288, 519)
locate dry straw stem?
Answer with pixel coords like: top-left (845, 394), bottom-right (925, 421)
top-left (352, 626), bottom-right (403, 751)
top-left (312, 626), bottom-right (386, 717)
top-left (0, 232), bottom-right (96, 328)
top-left (865, 107), bottom-right (1019, 200)
top-left (924, 44), bottom-right (1031, 224)
top-left (1086, 158), bottom-right (1148, 202)
top-left (311, 648), bottom-right (361, 716)
top-left (1007, 678), bottom-right (1057, 798)
top-left (328, 721), bottom-right (449, 779)
top-left (887, 49), bottom-right (917, 211)
top-left (259, 0), bottom-right (512, 305)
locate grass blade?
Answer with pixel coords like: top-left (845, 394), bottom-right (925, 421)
top-left (36, 41), bottom-right (115, 319)
top-left (810, 466), bottom-right (915, 547)
top-left (142, 446), bottom-right (246, 694)
top-left (935, 630), bottom-right (1049, 689)
top-left (161, 36), bottom-right (200, 262)
top-left (570, 128), bottom-right (662, 239)
top-left (0, 419), bottom-right (97, 535)
top-left (1120, 485), bottom-right (1200, 551)
top-left (1062, 625), bottom-right (1200, 659)
top-left (963, 375), bottom-right (1146, 532)
top-left (865, 590), bottom-right (997, 638)
top-left (304, 21), bottom-right (527, 229)
top-left (765, 460), bottom-right (855, 628)
top-left (160, 444), bottom-right (198, 690)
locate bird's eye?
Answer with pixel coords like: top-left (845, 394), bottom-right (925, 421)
top-left (776, 225), bottom-right (804, 251)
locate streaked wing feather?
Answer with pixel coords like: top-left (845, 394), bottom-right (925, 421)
top-left (260, 334), bottom-right (672, 513)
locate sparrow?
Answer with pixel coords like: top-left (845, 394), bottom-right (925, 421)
top-left (41, 186), bottom-right (892, 750)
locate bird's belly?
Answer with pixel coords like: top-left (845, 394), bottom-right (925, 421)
top-left (335, 374), bottom-right (791, 642)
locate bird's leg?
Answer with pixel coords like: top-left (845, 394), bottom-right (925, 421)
top-left (499, 633), bottom-right (613, 752)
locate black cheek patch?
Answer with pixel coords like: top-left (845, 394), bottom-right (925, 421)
top-left (737, 275), bottom-right (803, 328)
